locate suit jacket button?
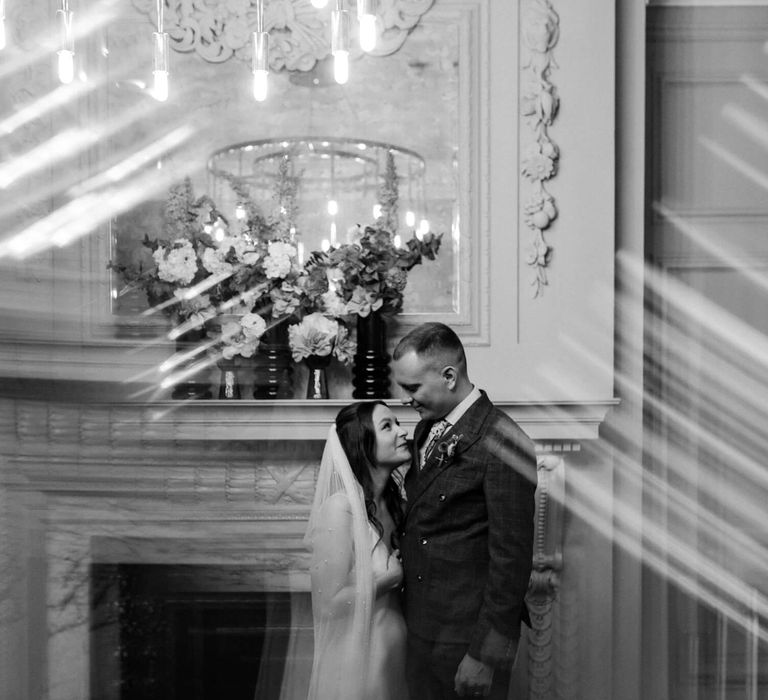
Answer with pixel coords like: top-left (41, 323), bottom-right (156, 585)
top-left (421, 538), bottom-right (428, 545)
top-left (438, 494), bottom-right (446, 501)
top-left (417, 575), bottom-right (423, 582)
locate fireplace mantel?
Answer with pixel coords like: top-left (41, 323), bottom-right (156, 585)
top-left (6, 398), bottom-right (618, 454)
top-left (1, 394), bottom-right (600, 700)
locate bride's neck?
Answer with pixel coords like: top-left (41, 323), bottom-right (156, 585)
top-left (370, 467), bottom-right (390, 503)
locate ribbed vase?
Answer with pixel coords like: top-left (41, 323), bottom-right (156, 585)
top-left (352, 311), bottom-right (391, 399)
top-left (252, 318), bottom-right (294, 399)
top-left (170, 326), bottom-right (212, 400)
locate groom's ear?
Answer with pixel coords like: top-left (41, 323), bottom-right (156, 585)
top-left (441, 365), bottom-right (458, 389)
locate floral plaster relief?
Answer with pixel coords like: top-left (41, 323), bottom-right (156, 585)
top-left (520, 0), bottom-right (560, 298)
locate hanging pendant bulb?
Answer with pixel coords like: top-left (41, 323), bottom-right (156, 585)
top-left (252, 32), bottom-right (268, 101)
top-left (152, 0), bottom-right (169, 101)
top-left (57, 0), bottom-right (75, 84)
top-left (357, 0), bottom-right (377, 52)
top-left (0, 0), bottom-right (7, 51)
top-left (252, 0), bottom-right (268, 102)
top-left (331, 1), bottom-right (350, 85)
top-left (152, 30), bottom-right (169, 101)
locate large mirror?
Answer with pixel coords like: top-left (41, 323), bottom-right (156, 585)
top-left (106, 0), bottom-right (472, 327)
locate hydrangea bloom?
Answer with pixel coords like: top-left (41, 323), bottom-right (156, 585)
top-left (201, 247), bottom-right (235, 276)
top-left (219, 312), bottom-right (266, 359)
top-left (240, 312), bottom-right (267, 341)
top-left (264, 241), bottom-right (296, 279)
top-left (154, 239), bottom-right (197, 284)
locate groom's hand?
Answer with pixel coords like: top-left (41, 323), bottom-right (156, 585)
top-left (454, 653), bottom-right (494, 697)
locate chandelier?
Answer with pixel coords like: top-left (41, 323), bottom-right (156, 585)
top-left (207, 137), bottom-right (430, 256)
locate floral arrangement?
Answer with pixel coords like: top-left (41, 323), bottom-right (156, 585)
top-left (109, 171), bottom-right (304, 359)
top-left (110, 158), bottom-right (444, 383)
top-left (287, 312), bottom-right (356, 365)
top-left (305, 225), bottom-right (442, 318)
top-left (107, 178), bottom-right (219, 330)
top-left (218, 310), bottom-right (268, 360)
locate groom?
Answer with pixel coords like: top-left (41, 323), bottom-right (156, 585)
top-left (392, 322), bottom-right (537, 700)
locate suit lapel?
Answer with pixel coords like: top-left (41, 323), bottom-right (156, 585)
top-left (405, 419), bottom-right (430, 497)
top-left (405, 394), bottom-right (494, 513)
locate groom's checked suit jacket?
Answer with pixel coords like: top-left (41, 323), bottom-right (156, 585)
top-left (400, 391), bottom-right (537, 667)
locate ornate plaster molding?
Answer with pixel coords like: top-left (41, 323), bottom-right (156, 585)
top-left (520, 0), bottom-right (560, 298)
top-left (527, 454), bottom-right (565, 700)
top-left (131, 0), bottom-right (435, 71)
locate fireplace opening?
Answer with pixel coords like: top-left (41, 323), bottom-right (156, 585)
top-left (91, 564), bottom-right (313, 700)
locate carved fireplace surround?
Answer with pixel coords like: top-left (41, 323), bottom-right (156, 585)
top-left (2, 397), bottom-right (614, 700)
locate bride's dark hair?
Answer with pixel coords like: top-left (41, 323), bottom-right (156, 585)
top-left (335, 401), bottom-right (405, 550)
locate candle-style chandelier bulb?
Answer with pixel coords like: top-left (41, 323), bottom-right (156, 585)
top-left (333, 50), bottom-right (349, 84)
top-left (331, 2), bottom-right (350, 85)
top-left (252, 0), bottom-right (268, 101)
top-left (57, 0), bottom-right (75, 84)
top-left (252, 31), bottom-right (269, 102)
top-left (357, 0), bottom-right (377, 52)
top-left (152, 30), bottom-right (169, 101)
top-left (0, 0), bottom-right (7, 51)
top-left (152, 0), bottom-right (169, 101)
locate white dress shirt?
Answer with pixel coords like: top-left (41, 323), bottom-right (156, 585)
top-left (419, 385), bottom-right (482, 467)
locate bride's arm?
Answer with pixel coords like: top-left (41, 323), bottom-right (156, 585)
top-left (309, 493), bottom-right (360, 619)
top-left (373, 550), bottom-right (402, 598)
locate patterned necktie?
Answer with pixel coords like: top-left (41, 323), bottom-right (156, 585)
top-left (421, 419), bottom-right (449, 468)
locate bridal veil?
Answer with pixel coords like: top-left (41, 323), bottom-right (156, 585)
top-left (304, 425), bottom-right (374, 700)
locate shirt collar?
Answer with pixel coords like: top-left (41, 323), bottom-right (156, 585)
top-left (443, 385), bottom-right (482, 427)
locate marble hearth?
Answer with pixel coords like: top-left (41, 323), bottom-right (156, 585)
top-left (1, 399), bottom-right (614, 700)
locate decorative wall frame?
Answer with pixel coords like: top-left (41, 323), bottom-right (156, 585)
top-left (0, 0), bottom-right (493, 363)
top-left (102, 0), bottom-right (490, 343)
top-left (520, 0), bottom-right (560, 297)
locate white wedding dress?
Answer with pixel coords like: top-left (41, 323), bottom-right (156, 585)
top-left (304, 426), bottom-right (409, 700)
top-left (307, 495), bottom-right (409, 700)
top-left (363, 524), bottom-right (409, 700)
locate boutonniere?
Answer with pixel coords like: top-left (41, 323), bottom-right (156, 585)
top-left (436, 433), bottom-right (463, 466)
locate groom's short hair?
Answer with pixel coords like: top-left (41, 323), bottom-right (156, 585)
top-left (393, 322), bottom-right (467, 372)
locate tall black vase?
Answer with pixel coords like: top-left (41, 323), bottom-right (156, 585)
top-left (252, 318), bottom-right (294, 399)
top-left (170, 327), bottom-right (212, 400)
top-left (352, 311), bottom-right (391, 399)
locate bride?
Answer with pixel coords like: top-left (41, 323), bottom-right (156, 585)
top-left (304, 401), bottom-right (411, 700)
